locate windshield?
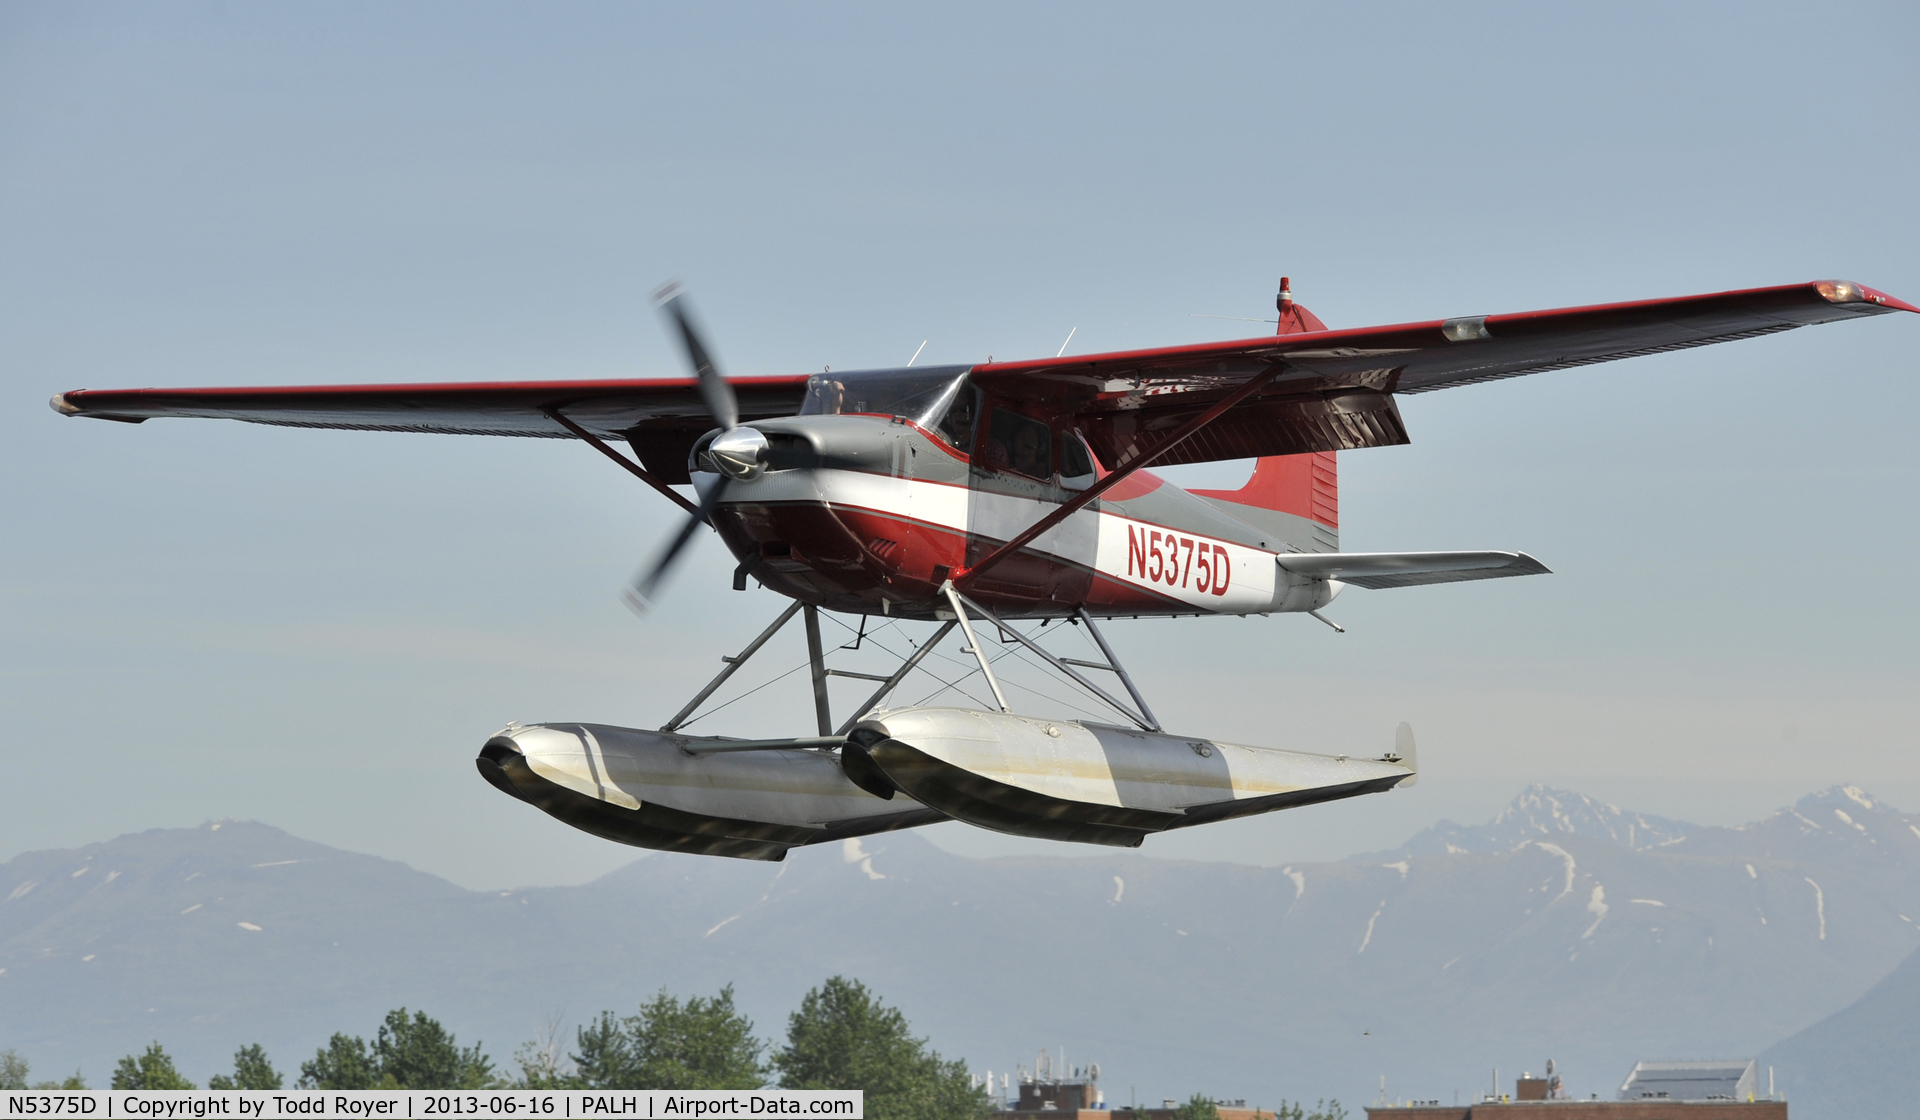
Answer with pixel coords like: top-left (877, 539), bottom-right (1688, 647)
top-left (800, 366), bottom-right (972, 430)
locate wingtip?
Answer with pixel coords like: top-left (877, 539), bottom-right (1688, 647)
top-left (1819, 280), bottom-right (1919, 315)
top-left (1863, 285), bottom-right (1920, 314)
top-left (49, 392), bottom-right (82, 416)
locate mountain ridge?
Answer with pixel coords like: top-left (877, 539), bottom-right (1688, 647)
top-left (3, 785), bottom-right (1917, 1113)
top-left (1372, 782), bottom-right (1697, 859)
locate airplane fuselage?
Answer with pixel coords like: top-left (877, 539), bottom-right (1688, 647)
top-left (705, 407), bottom-right (1340, 621)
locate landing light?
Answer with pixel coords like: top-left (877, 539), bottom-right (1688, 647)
top-left (1442, 315), bottom-right (1492, 342)
top-left (1815, 280), bottom-right (1865, 303)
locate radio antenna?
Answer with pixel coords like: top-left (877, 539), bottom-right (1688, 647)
top-left (1056, 327), bottom-right (1077, 357)
top-left (907, 340), bottom-right (927, 366)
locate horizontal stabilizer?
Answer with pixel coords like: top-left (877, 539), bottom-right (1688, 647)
top-left (1275, 550), bottom-right (1549, 590)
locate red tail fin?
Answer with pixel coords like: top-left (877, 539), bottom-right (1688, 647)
top-left (1190, 278), bottom-right (1338, 551)
top-left (1192, 451), bottom-right (1338, 551)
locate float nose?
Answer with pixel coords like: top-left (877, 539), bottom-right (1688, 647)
top-left (475, 736), bottom-right (530, 802)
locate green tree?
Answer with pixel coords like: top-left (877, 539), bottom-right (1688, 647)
top-left (1172, 1095), bottom-right (1220, 1120)
top-left (1305, 1102), bottom-right (1347, 1120)
top-left (299, 1034), bottom-right (378, 1089)
top-left (773, 976), bottom-right (989, 1120)
top-left (300, 1009), bottom-right (493, 1089)
top-left (208, 1044), bottom-right (283, 1090)
top-left (374, 1008), bottom-right (494, 1089)
top-left (30, 1073), bottom-right (87, 1090)
top-left (112, 1043), bottom-right (195, 1090)
top-left (556, 987), bottom-right (765, 1089)
top-left (628, 986), bottom-right (765, 1089)
top-left (565, 1011), bottom-right (631, 1089)
top-left (1, 1050), bottom-right (28, 1090)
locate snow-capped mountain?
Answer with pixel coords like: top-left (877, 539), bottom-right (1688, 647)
top-left (1384, 782), bottom-right (1696, 857)
top-left (1671, 785), bottom-right (1920, 878)
top-left (3, 786), bottom-right (1917, 1113)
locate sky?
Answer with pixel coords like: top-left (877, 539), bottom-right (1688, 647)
top-left (3, 2), bottom-right (1918, 892)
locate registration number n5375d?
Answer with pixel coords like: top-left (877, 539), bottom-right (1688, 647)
top-left (1126, 526), bottom-right (1230, 594)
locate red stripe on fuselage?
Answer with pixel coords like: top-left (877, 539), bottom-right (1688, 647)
top-left (712, 498), bottom-right (1190, 620)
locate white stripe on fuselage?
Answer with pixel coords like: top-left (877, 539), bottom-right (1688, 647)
top-left (719, 468), bottom-right (1282, 613)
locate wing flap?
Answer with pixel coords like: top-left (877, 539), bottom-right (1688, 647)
top-left (1277, 550), bottom-right (1550, 590)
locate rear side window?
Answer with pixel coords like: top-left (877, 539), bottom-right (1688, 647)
top-left (986, 409), bottom-right (1052, 480)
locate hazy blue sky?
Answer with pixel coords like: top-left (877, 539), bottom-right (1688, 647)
top-left (4, 2), bottom-right (1917, 890)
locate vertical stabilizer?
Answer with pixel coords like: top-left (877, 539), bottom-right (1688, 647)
top-left (1190, 278), bottom-right (1339, 552)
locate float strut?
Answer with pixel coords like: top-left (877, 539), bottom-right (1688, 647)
top-left (803, 605), bottom-right (833, 736)
top-left (1075, 607), bottom-right (1161, 732)
top-left (660, 602), bottom-right (803, 732)
top-left (942, 582), bottom-right (1011, 713)
top-left (833, 619), bottom-right (960, 736)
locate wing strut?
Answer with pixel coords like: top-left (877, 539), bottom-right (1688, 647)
top-left (543, 407), bottom-right (702, 518)
top-left (953, 363), bottom-right (1285, 589)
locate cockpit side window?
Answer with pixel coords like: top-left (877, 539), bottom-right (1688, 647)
top-left (935, 383), bottom-right (976, 450)
top-left (986, 409), bottom-right (1053, 481)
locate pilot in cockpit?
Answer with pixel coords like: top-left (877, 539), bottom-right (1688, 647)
top-left (1011, 423), bottom-right (1047, 477)
top-left (814, 378), bottom-right (846, 414)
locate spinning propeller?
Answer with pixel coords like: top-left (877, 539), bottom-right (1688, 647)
top-left (622, 284), bottom-right (771, 613)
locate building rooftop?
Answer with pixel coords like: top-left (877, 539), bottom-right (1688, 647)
top-left (1617, 1062), bottom-right (1758, 1102)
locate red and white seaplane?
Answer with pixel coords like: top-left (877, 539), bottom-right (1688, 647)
top-left (53, 278), bottom-right (1915, 860)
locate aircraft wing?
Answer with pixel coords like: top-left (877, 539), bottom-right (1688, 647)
top-left (1276, 550), bottom-right (1550, 590)
top-left (51, 374), bottom-right (813, 481)
top-left (51, 280), bottom-right (1915, 476)
top-left (973, 280), bottom-right (1917, 469)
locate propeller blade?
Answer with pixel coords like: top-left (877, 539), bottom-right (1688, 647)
top-left (653, 282), bottom-right (738, 431)
top-left (622, 476), bottom-right (729, 614)
top-left (626, 282), bottom-right (749, 614)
